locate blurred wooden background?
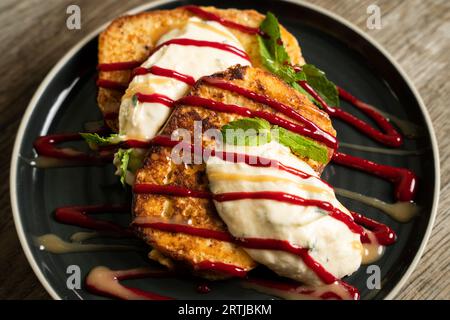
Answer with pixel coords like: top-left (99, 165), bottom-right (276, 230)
top-left (0, 0), bottom-right (448, 299)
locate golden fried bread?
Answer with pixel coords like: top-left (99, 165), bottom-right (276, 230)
top-left (97, 6), bottom-right (304, 131)
top-left (133, 66), bottom-right (336, 278)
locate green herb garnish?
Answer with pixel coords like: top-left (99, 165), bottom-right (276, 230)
top-left (221, 118), bottom-right (328, 163)
top-left (114, 148), bottom-right (132, 186)
top-left (258, 13), bottom-right (339, 107)
top-left (113, 148), bottom-right (146, 186)
top-left (80, 133), bottom-right (122, 150)
top-left (221, 117), bottom-right (272, 146)
top-left (276, 126), bottom-right (328, 163)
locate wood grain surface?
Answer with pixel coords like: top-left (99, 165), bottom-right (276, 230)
top-left (0, 0), bottom-right (448, 300)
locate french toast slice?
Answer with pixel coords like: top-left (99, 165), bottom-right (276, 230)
top-left (97, 6), bottom-right (304, 131)
top-left (133, 66), bottom-right (336, 278)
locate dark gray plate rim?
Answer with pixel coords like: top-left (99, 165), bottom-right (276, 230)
top-left (10, 0), bottom-right (440, 300)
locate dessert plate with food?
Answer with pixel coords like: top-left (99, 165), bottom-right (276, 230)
top-left (11, 0), bottom-right (439, 300)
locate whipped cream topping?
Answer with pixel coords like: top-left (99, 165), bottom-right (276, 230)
top-left (206, 141), bottom-right (362, 285)
top-left (119, 17), bottom-right (251, 140)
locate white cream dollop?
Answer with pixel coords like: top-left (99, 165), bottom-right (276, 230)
top-left (119, 17), bottom-right (251, 140)
top-left (206, 142), bottom-right (362, 286)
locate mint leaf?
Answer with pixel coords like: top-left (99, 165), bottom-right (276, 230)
top-left (258, 37), bottom-right (304, 87)
top-left (259, 12), bottom-right (290, 65)
top-left (113, 148), bottom-right (146, 186)
top-left (257, 13), bottom-right (303, 87)
top-left (127, 149), bottom-right (146, 173)
top-left (221, 118), bottom-right (272, 146)
top-left (257, 35), bottom-right (273, 65)
top-left (258, 37), bottom-right (279, 76)
top-left (221, 118), bottom-right (328, 163)
top-left (80, 133), bottom-right (122, 150)
top-left (223, 117), bottom-right (271, 131)
top-left (302, 64), bottom-right (339, 107)
top-left (114, 148), bottom-right (132, 186)
top-left (257, 13), bottom-right (339, 108)
top-left (276, 126), bottom-right (328, 163)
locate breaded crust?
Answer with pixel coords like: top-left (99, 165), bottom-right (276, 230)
top-left (133, 66), bottom-right (336, 278)
top-left (97, 6), bottom-right (304, 131)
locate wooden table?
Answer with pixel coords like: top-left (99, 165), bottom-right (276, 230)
top-left (0, 0), bottom-right (448, 299)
